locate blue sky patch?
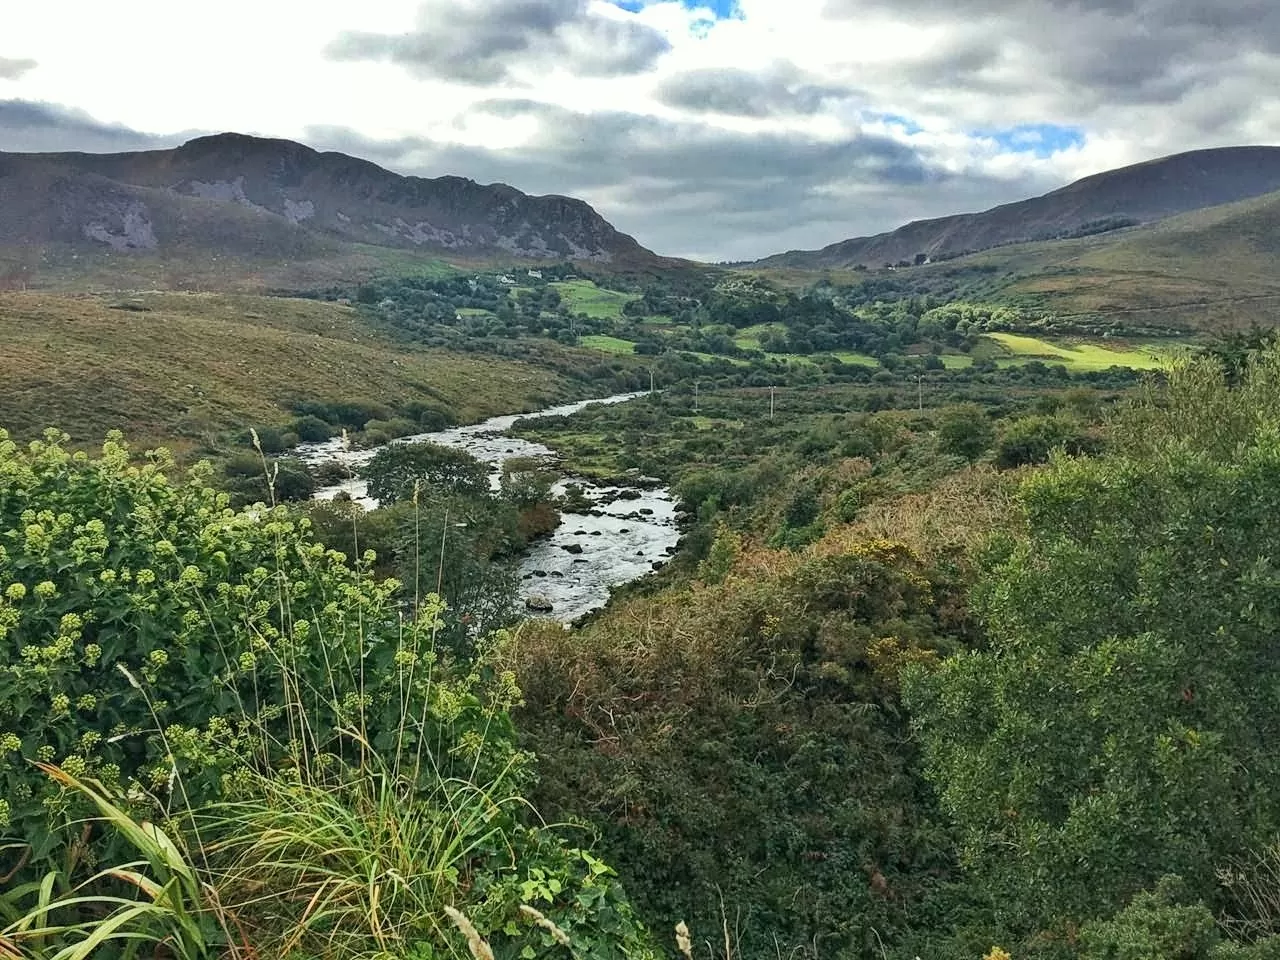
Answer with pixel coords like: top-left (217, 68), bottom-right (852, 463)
top-left (867, 112), bottom-right (924, 135)
top-left (610, 0), bottom-right (741, 19)
top-left (983, 123), bottom-right (1086, 157)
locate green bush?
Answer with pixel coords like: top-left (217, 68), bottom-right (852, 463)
top-left (993, 413), bottom-right (1095, 468)
top-left (938, 403), bottom-right (996, 460)
top-left (0, 430), bottom-right (508, 862)
top-left (292, 414), bottom-right (332, 442)
top-left (513, 539), bottom-right (966, 960)
top-left (363, 440), bottom-right (492, 504)
top-left (907, 351), bottom-right (1280, 933)
top-left (0, 427), bottom-right (661, 960)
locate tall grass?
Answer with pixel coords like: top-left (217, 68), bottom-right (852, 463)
top-left (198, 751), bottom-right (529, 958)
top-left (1, 765), bottom-right (234, 960)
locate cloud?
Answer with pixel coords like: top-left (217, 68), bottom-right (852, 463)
top-left (306, 101), bottom-right (1058, 260)
top-left (0, 100), bottom-right (194, 154)
top-left (326, 0), bottom-right (670, 83)
top-left (0, 56), bottom-right (37, 81)
top-left (823, 0), bottom-right (1280, 114)
top-left (655, 65), bottom-right (859, 117)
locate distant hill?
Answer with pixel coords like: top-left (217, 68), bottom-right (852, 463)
top-left (0, 133), bottom-right (665, 287)
top-left (755, 146), bottom-right (1280, 270)
top-left (947, 185), bottom-right (1280, 331)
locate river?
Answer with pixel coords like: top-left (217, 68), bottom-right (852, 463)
top-left (295, 393), bottom-right (680, 623)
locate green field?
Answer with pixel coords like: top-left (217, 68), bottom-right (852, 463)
top-left (829, 351), bottom-right (880, 367)
top-left (551, 279), bottom-right (638, 319)
top-left (733, 322), bottom-right (789, 349)
top-left (579, 334), bottom-right (638, 354)
top-left (984, 333), bottom-right (1171, 370)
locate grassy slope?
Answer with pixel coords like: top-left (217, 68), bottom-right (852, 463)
top-left (551, 279), bottom-right (637, 318)
top-left (939, 191), bottom-right (1280, 330)
top-left (2, 242), bottom-right (473, 294)
top-left (748, 190), bottom-right (1280, 334)
top-left (0, 291), bottom-right (572, 452)
top-left (983, 333), bottom-right (1170, 370)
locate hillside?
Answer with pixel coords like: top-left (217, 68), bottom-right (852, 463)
top-left (756, 146), bottom-right (1280, 270)
top-left (0, 290), bottom-right (589, 452)
top-left (0, 133), bottom-right (667, 289)
top-left (907, 187), bottom-right (1280, 332)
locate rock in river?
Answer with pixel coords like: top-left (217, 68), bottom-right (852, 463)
top-left (525, 595), bottom-right (555, 613)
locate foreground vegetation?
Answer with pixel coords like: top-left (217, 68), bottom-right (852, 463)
top-left (9, 249), bottom-right (1280, 959)
top-left (505, 350), bottom-right (1280, 959)
top-left (0, 430), bottom-right (658, 960)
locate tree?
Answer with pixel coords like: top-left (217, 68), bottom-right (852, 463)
top-left (993, 413), bottom-right (1094, 468)
top-left (906, 350), bottom-right (1280, 934)
top-left (363, 440), bottom-right (491, 504)
top-left (937, 403), bottom-right (995, 460)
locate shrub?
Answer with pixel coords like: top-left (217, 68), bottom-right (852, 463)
top-left (509, 538), bottom-right (966, 960)
top-left (292, 414), bottom-right (332, 442)
top-left (363, 441), bottom-right (492, 504)
top-left (938, 403), bottom-right (996, 460)
top-left (994, 413), bottom-right (1095, 468)
top-left (0, 428), bottom-right (661, 960)
top-left (0, 430), bottom-right (508, 863)
top-left (907, 351), bottom-right (1280, 932)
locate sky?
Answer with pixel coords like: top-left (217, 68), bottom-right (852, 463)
top-left (3, 0), bottom-right (1279, 261)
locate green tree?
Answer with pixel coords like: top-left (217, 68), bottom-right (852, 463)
top-left (907, 351), bottom-right (1280, 933)
top-left (937, 403), bottom-right (996, 460)
top-left (363, 440), bottom-right (491, 504)
top-left (994, 413), bottom-right (1094, 468)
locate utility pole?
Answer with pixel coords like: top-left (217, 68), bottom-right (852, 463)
top-left (917, 373), bottom-right (923, 412)
top-left (770, 386), bottom-right (776, 420)
top-left (649, 368), bottom-right (655, 395)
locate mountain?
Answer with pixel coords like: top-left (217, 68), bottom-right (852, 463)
top-left (941, 185), bottom-right (1280, 332)
top-left (0, 133), bottom-right (661, 277)
top-left (755, 146), bottom-right (1280, 270)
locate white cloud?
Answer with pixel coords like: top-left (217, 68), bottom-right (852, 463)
top-left (2, 0), bottom-right (1279, 258)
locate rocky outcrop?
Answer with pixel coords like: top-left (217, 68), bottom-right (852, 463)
top-left (0, 132), bottom-right (660, 265)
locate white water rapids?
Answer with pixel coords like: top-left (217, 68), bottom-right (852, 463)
top-left (295, 393), bottom-right (681, 622)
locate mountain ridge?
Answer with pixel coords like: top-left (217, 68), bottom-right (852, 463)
top-left (754, 145), bottom-right (1280, 270)
top-left (0, 132), bottom-right (664, 272)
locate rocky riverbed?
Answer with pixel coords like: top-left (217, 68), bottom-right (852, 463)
top-left (295, 393), bottom-right (680, 622)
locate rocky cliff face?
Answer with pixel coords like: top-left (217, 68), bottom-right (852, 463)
top-left (0, 133), bottom-right (656, 264)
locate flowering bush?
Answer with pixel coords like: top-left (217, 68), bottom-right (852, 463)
top-left (0, 429), bottom-right (524, 863)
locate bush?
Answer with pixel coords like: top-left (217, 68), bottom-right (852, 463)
top-left (292, 414), bottom-right (332, 442)
top-left (994, 413), bottom-right (1095, 468)
top-left (0, 430), bottom-right (504, 863)
top-left (908, 355), bottom-right (1280, 931)
top-left (0, 428), bottom-right (662, 960)
top-left (363, 441), bottom-right (492, 504)
top-left (938, 403), bottom-right (996, 460)
top-left (510, 538), bottom-right (967, 960)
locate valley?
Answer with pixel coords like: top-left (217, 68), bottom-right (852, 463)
top-left (6, 132), bottom-right (1280, 960)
